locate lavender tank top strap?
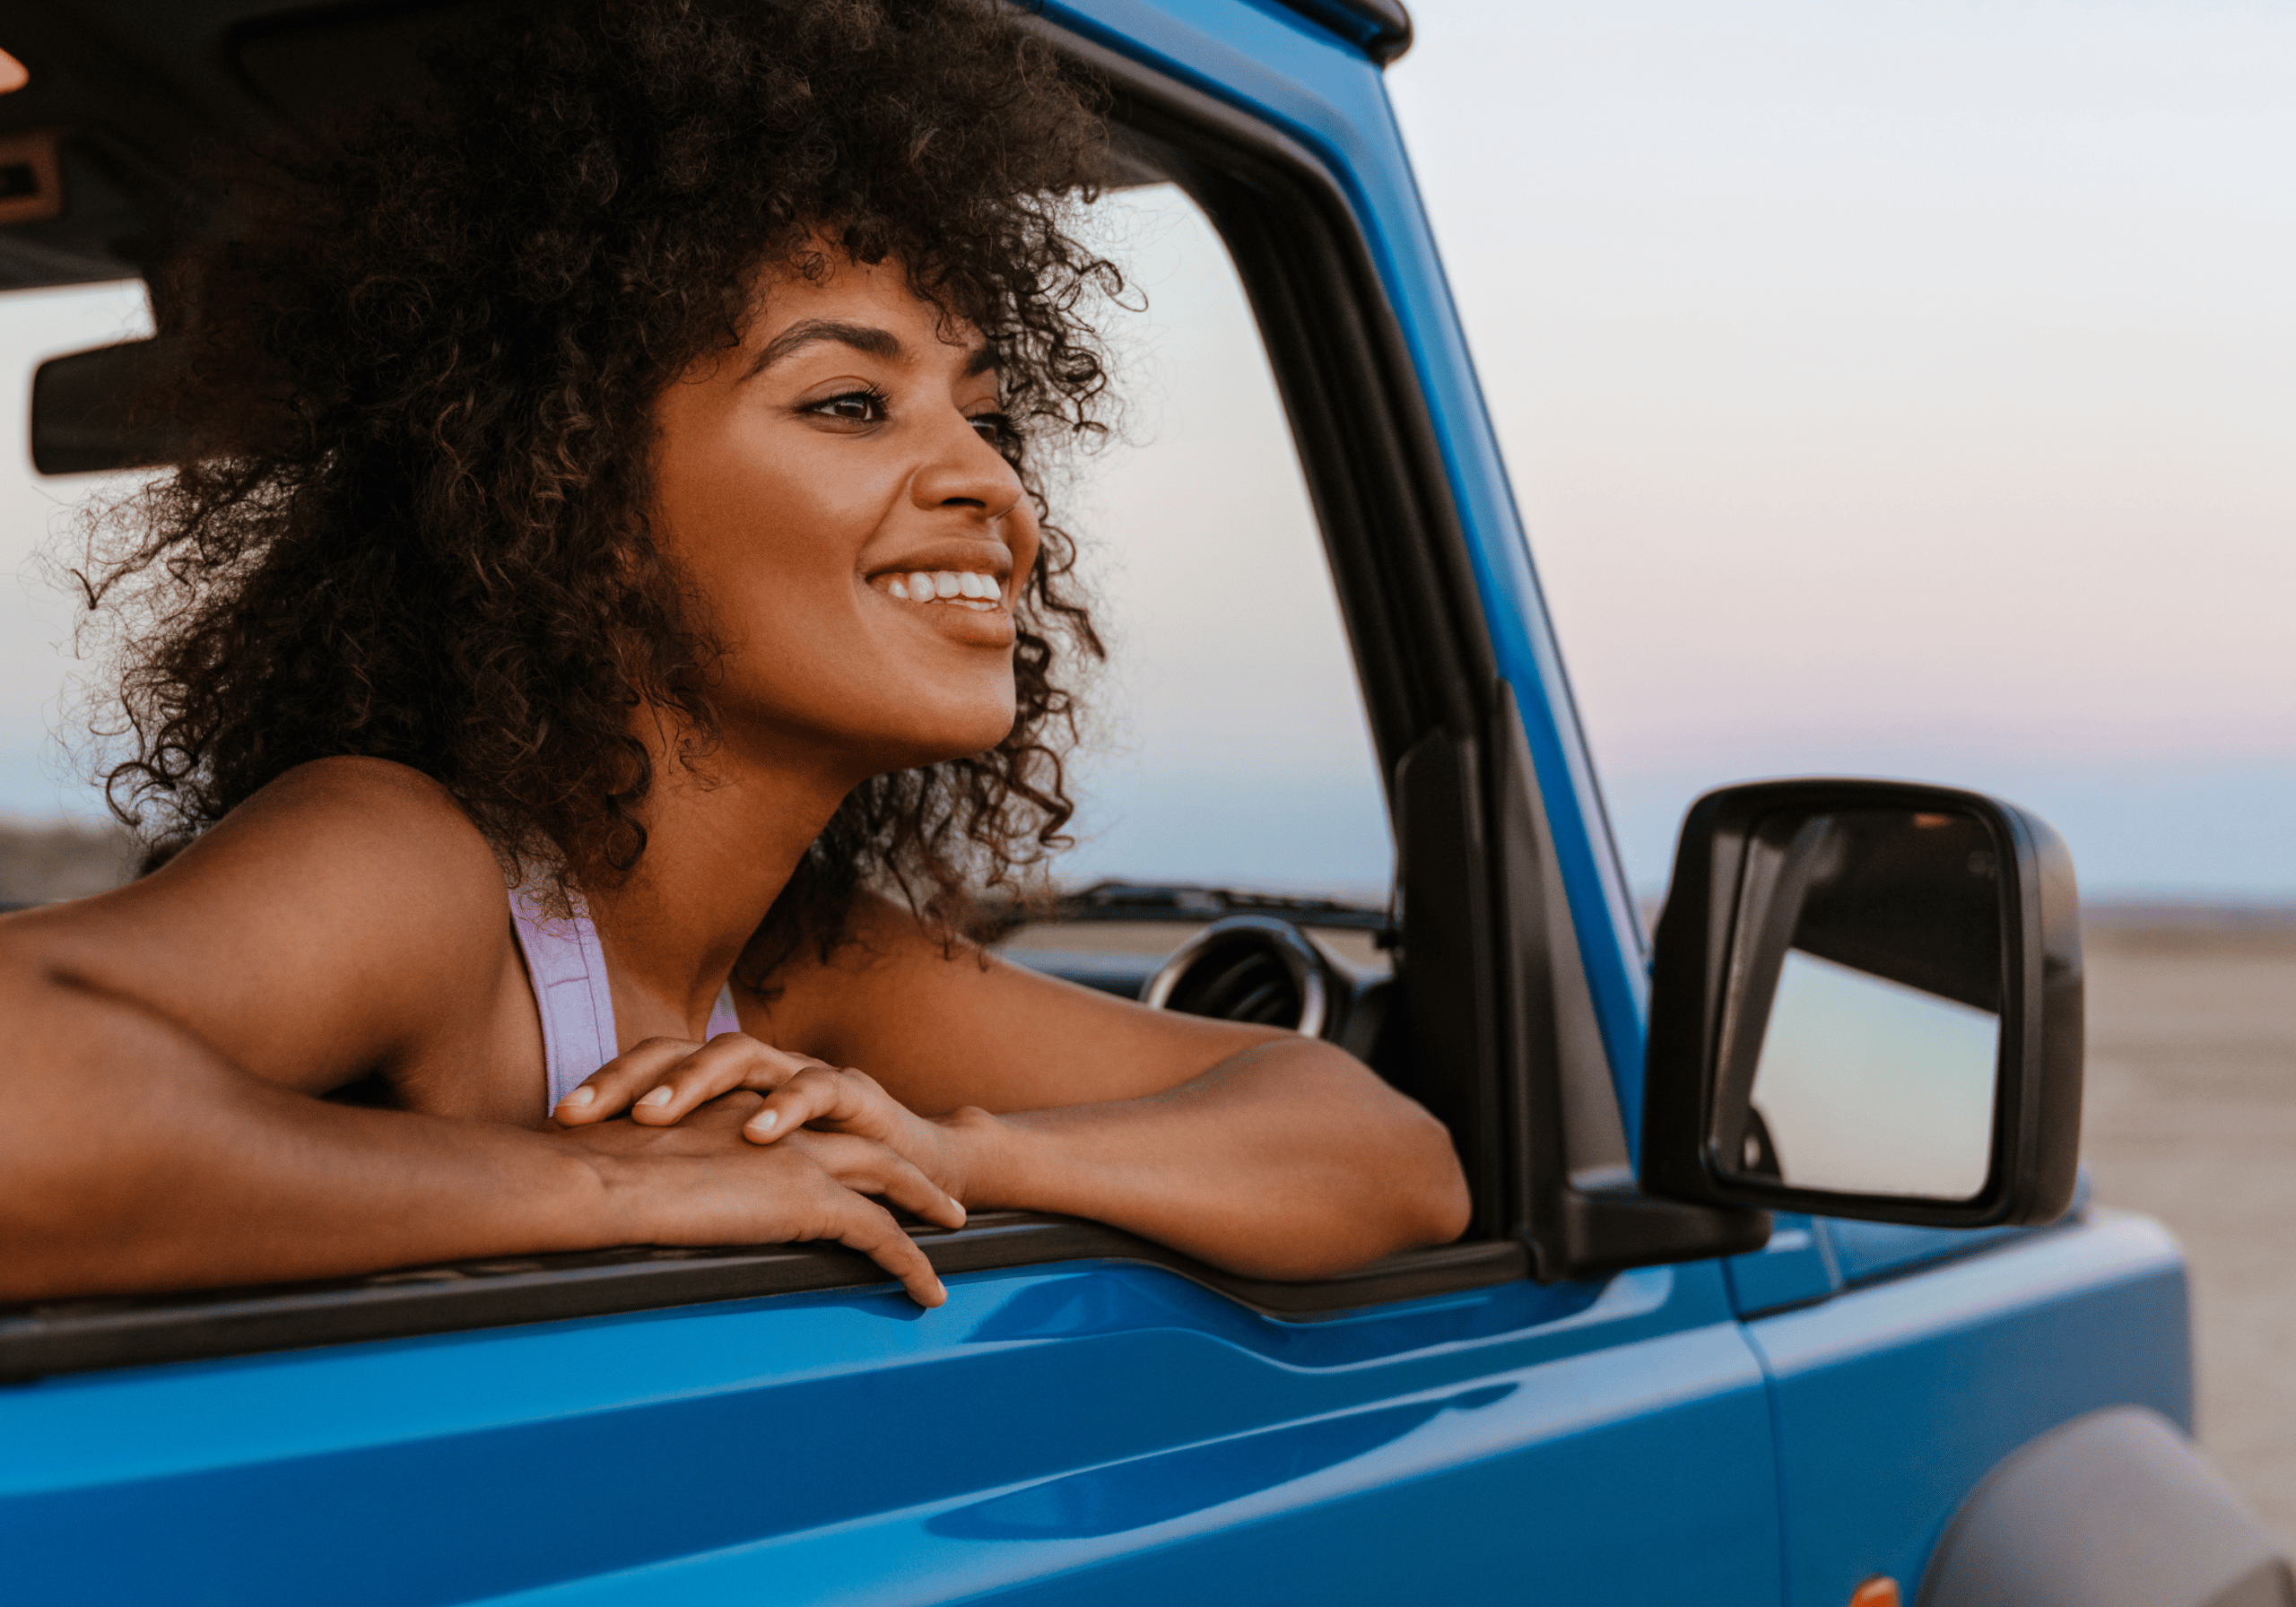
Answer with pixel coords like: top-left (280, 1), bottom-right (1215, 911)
top-left (509, 890), bottom-right (743, 1116)
top-left (706, 987), bottom-right (741, 1038)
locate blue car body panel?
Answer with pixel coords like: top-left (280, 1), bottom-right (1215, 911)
top-left (1752, 1212), bottom-right (2190, 1605)
top-left (8, 1259), bottom-right (1779, 1603)
top-left (0, 4), bottom-right (2213, 1603)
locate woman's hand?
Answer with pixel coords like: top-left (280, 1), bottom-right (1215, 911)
top-left (560, 1090), bottom-right (963, 1306)
top-left (552, 1034), bottom-right (977, 1203)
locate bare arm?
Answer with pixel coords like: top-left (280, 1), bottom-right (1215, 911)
top-left (0, 967), bottom-right (591, 1295)
top-left (568, 893), bottom-right (1473, 1281)
top-left (944, 1034), bottom-right (1470, 1281)
top-left (0, 761), bottom-right (959, 1304)
top-left (0, 976), bottom-right (955, 1303)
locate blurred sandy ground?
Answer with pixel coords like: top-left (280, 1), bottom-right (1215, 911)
top-left (2083, 911), bottom-right (2296, 1545)
top-left (0, 820), bottom-right (135, 902)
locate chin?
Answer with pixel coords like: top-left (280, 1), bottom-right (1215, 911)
top-left (871, 702), bottom-right (1021, 772)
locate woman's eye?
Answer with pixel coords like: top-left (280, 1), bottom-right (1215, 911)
top-left (969, 412), bottom-right (1015, 447)
top-left (810, 390), bottom-right (887, 423)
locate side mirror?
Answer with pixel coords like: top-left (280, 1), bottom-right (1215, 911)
top-left (1640, 778), bottom-right (2083, 1228)
top-left (30, 337), bottom-right (175, 475)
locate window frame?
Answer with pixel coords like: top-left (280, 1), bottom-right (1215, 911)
top-left (0, 11), bottom-right (1617, 1384)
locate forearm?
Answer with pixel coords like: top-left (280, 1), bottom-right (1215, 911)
top-left (946, 1040), bottom-right (1472, 1281)
top-left (0, 967), bottom-right (612, 1301)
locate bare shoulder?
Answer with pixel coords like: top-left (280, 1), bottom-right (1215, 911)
top-left (2, 758), bottom-right (523, 1092)
top-left (214, 756), bottom-right (506, 889)
top-left (120, 757), bottom-right (514, 953)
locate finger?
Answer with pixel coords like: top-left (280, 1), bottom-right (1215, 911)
top-left (552, 1037), bottom-right (706, 1125)
top-left (826, 1195), bottom-right (947, 1307)
top-left (627, 1036), bottom-right (815, 1127)
top-left (741, 1064), bottom-right (891, 1144)
top-left (678, 1089), bottom-right (769, 1130)
top-left (802, 1133), bottom-right (966, 1229)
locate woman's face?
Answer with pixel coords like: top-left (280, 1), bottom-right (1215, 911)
top-left (649, 252), bottom-right (1040, 781)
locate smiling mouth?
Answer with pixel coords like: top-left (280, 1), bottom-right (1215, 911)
top-left (877, 569), bottom-right (1006, 612)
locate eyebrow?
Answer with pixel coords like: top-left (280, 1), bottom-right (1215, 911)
top-left (747, 319), bottom-right (900, 378)
top-left (744, 317), bottom-right (999, 380)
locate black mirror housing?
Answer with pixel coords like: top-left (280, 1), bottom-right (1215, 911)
top-left (1641, 778), bottom-right (2083, 1229)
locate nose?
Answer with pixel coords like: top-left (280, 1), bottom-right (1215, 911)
top-left (908, 408), bottom-right (1025, 522)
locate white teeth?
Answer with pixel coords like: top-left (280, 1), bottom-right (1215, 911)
top-left (882, 570), bottom-right (1003, 606)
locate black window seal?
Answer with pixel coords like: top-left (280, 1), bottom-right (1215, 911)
top-left (1270, 0), bottom-right (1415, 65)
top-left (0, 1216), bottom-right (1529, 1384)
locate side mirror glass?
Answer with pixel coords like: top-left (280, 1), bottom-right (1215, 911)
top-left (1641, 780), bottom-right (2082, 1228)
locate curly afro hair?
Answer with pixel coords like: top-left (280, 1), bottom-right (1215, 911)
top-left (82, 0), bottom-right (1119, 969)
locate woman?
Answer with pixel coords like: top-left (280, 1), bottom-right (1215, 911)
top-left (0, 0), bottom-right (1468, 1307)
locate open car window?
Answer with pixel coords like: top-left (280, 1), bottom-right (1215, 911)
top-left (1052, 182), bottom-right (1389, 899)
top-left (0, 26), bottom-right (1550, 1383)
top-left (992, 180), bottom-right (1395, 1015)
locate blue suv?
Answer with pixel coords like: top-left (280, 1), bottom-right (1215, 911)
top-left (2, 3), bottom-right (2286, 1603)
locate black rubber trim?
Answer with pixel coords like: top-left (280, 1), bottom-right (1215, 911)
top-left (1271, 0), bottom-right (1413, 64)
top-left (0, 1217), bottom-right (1529, 1383)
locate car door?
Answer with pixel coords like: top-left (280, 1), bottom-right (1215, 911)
top-left (2, 3), bottom-right (1787, 1603)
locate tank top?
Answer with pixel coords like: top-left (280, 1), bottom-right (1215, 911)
top-left (508, 888), bottom-right (742, 1115)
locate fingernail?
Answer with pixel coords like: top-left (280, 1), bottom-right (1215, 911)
top-left (951, 1203), bottom-right (967, 1226)
top-left (638, 1086), bottom-right (674, 1108)
top-left (747, 1109), bottom-right (779, 1136)
top-left (560, 1087), bottom-right (596, 1109)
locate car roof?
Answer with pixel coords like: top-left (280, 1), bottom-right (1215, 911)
top-left (0, 0), bottom-right (1408, 295)
top-left (1, 2), bottom-right (550, 291)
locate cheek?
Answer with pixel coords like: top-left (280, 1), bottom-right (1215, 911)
top-left (657, 438), bottom-right (885, 629)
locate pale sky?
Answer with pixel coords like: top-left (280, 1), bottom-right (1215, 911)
top-left (2, 1), bottom-right (2289, 900)
top-left (1388, 0), bottom-right (2296, 896)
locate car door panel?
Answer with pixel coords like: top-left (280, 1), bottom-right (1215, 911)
top-left (8, 1257), bottom-right (1778, 1605)
top-left (526, 1329), bottom-right (1776, 1606)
